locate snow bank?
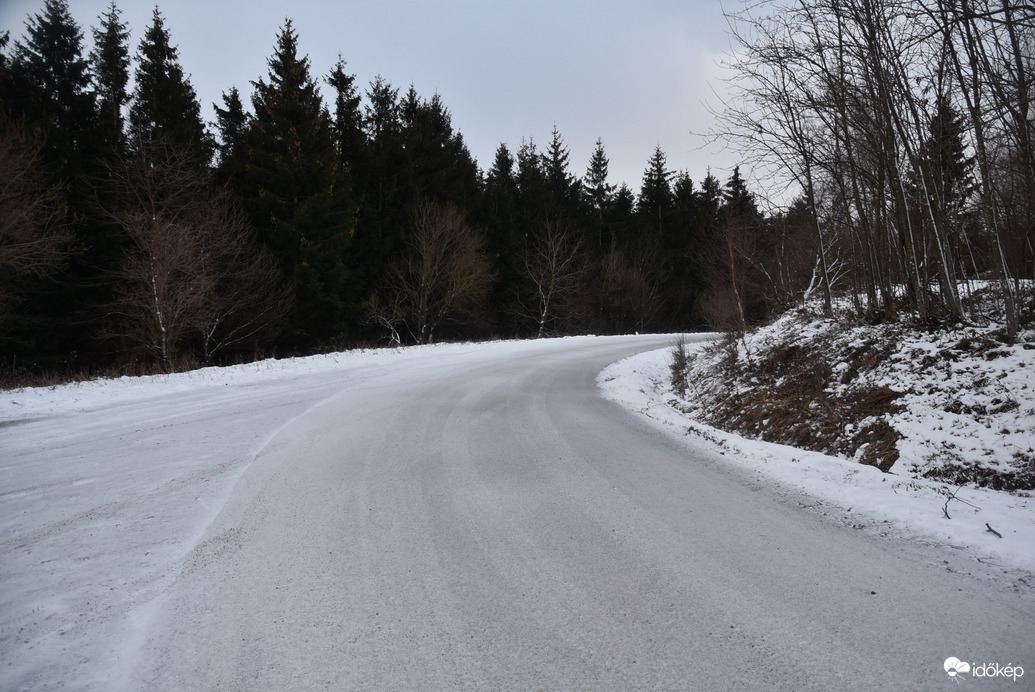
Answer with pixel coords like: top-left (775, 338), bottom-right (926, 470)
top-left (599, 332), bottom-right (1035, 576)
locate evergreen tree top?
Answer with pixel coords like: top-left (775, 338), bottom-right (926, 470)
top-left (256, 20), bottom-right (315, 95)
top-left (700, 169), bottom-right (721, 198)
top-left (326, 55), bottom-right (363, 169)
top-left (584, 138), bottom-right (612, 184)
top-left (90, 1), bottom-right (130, 137)
top-left (251, 19), bottom-right (325, 121)
top-left (543, 125), bottom-right (571, 177)
top-left (516, 137), bottom-right (544, 191)
top-left (90, 2), bottom-right (129, 92)
top-left (583, 137), bottom-right (615, 213)
top-left (721, 165), bottom-right (758, 220)
top-left (129, 7), bottom-right (209, 159)
top-left (326, 56), bottom-right (360, 128)
top-left (640, 146), bottom-right (671, 188)
top-left (673, 171), bottom-right (694, 196)
top-left (516, 137), bottom-right (540, 173)
top-left (14, 0), bottom-right (91, 102)
top-left (613, 182), bottom-right (636, 216)
top-left (723, 165), bottom-right (748, 200)
top-left (487, 143), bottom-right (515, 185)
top-left (10, 0), bottom-right (97, 168)
top-left (921, 95), bottom-right (975, 209)
top-left (364, 74), bottom-right (400, 142)
top-left (542, 125), bottom-right (580, 212)
top-left (638, 145), bottom-right (673, 217)
top-left (214, 86), bottom-right (246, 163)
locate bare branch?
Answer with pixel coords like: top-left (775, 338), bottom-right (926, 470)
top-left (520, 220), bottom-right (585, 337)
top-left (379, 201), bottom-right (493, 344)
top-left (0, 121), bottom-right (74, 322)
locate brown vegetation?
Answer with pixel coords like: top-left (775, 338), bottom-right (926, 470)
top-left (700, 337), bottom-right (904, 473)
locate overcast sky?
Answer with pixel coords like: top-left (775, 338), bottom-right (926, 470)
top-left (1, 0), bottom-right (745, 192)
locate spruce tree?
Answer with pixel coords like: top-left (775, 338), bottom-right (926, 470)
top-left (364, 75), bottom-right (400, 147)
top-left (922, 96), bottom-right (974, 219)
top-left (671, 172), bottom-right (700, 255)
top-left (359, 75), bottom-right (403, 224)
top-left (482, 143), bottom-right (523, 330)
top-left (672, 172), bottom-right (697, 219)
top-left (516, 137), bottom-right (547, 222)
top-left (668, 172), bottom-right (704, 326)
top-left (12, 0), bottom-right (97, 179)
top-left (542, 125), bottom-right (580, 219)
top-left (485, 144), bottom-right (518, 215)
top-left (89, 1), bottom-right (130, 153)
top-left (243, 19), bottom-right (355, 346)
top-left (326, 56), bottom-right (364, 172)
top-left (698, 170), bottom-right (723, 236)
top-left (399, 84), bottom-right (421, 133)
top-left (8, 0), bottom-right (104, 368)
top-left (721, 165), bottom-right (759, 224)
top-left (914, 96), bottom-right (974, 308)
top-left (637, 146), bottom-right (674, 236)
top-left (610, 183), bottom-right (637, 246)
top-left (129, 8), bottom-right (210, 161)
top-left (348, 75), bottom-right (405, 297)
top-left (583, 138), bottom-right (615, 227)
top-left (397, 88), bottom-right (478, 204)
top-left (213, 87), bottom-right (246, 180)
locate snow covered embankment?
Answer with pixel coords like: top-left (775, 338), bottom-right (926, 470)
top-left (599, 327), bottom-right (1035, 577)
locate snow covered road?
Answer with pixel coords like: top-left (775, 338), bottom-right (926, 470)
top-left (2, 335), bottom-right (1033, 690)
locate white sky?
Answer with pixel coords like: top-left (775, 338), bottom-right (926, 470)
top-left (1, 0), bottom-right (745, 192)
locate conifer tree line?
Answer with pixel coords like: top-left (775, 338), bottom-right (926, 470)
top-left (8, 0), bottom-right (956, 379)
top-left (2, 1), bottom-right (1031, 381)
top-left (715, 0), bottom-right (1034, 336)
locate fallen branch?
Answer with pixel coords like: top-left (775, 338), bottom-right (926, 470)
top-left (943, 484), bottom-right (980, 520)
top-left (985, 523), bottom-right (1002, 538)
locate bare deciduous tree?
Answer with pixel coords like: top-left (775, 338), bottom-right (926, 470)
top-left (369, 201), bottom-right (492, 344)
top-left (106, 140), bottom-right (288, 368)
top-left (715, 0), bottom-right (1034, 333)
top-left (584, 239), bottom-right (667, 334)
top-left (193, 189), bottom-right (292, 362)
top-left (520, 220), bottom-right (585, 337)
top-left (704, 218), bottom-right (756, 335)
top-left (362, 292), bottom-right (403, 346)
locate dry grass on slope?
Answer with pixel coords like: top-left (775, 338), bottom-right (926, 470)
top-left (671, 290), bottom-right (1035, 494)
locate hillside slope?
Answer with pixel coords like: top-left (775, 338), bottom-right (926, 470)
top-left (670, 293), bottom-right (1035, 492)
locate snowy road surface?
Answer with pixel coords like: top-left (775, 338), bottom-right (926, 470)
top-left (2, 335), bottom-right (1032, 690)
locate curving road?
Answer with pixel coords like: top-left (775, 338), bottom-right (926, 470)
top-left (4, 336), bottom-right (1033, 690)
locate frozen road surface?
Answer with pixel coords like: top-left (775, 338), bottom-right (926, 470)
top-left (2, 336), bottom-right (1032, 690)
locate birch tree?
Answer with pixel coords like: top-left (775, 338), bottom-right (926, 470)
top-left (521, 220), bottom-right (585, 337)
top-left (107, 141), bottom-right (289, 368)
